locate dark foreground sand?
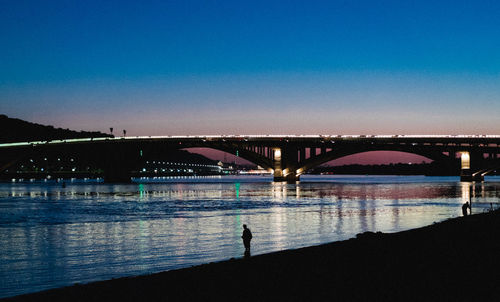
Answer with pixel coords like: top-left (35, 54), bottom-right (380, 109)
top-left (5, 210), bottom-right (500, 301)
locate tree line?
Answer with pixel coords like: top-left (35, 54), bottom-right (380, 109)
top-left (0, 115), bottom-right (113, 143)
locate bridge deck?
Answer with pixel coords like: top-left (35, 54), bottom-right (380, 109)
top-left (2, 134), bottom-right (500, 149)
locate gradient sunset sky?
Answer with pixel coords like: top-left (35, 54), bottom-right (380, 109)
top-left (1, 0), bottom-right (500, 139)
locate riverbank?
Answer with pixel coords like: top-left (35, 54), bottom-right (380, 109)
top-left (6, 210), bottom-right (500, 301)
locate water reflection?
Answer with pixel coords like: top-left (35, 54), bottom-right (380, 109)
top-left (271, 182), bottom-right (287, 201)
top-left (1, 175), bottom-right (500, 298)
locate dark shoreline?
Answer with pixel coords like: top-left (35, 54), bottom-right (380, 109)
top-left (5, 210), bottom-right (500, 301)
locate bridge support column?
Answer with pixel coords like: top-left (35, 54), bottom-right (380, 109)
top-left (460, 151), bottom-right (484, 182)
top-left (284, 170), bottom-right (299, 182)
top-left (102, 144), bottom-right (137, 183)
top-left (273, 148), bottom-right (284, 181)
top-left (273, 147), bottom-right (299, 182)
top-left (460, 170), bottom-right (484, 182)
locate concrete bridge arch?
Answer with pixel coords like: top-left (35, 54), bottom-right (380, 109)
top-left (1, 135), bottom-right (499, 182)
top-left (272, 144), bottom-right (454, 182)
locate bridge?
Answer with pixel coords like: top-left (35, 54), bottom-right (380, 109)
top-left (1, 135), bottom-right (500, 182)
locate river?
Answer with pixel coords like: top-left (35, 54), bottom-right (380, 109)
top-left (1, 175), bottom-right (499, 298)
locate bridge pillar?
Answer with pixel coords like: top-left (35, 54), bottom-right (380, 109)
top-left (284, 170), bottom-right (299, 182)
top-left (460, 171), bottom-right (484, 182)
top-left (299, 147), bottom-right (306, 163)
top-left (102, 144), bottom-right (137, 183)
top-left (273, 148), bottom-right (284, 181)
top-left (460, 151), bottom-right (484, 182)
top-left (273, 147), bottom-right (300, 182)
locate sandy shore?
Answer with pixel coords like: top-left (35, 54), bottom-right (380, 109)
top-left (5, 210), bottom-right (500, 301)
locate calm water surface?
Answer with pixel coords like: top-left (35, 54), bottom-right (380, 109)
top-left (1, 175), bottom-right (500, 298)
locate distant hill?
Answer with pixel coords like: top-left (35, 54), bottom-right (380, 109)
top-left (0, 115), bottom-right (113, 143)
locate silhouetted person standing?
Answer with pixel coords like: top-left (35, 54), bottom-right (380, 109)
top-left (462, 201), bottom-right (470, 216)
top-left (242, 224), bottom-right (252, 257)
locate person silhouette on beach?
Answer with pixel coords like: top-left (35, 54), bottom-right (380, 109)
top-left (242, 224), bottom-right (252, 257)
top-left (462, 201), bottom-right (470, 216)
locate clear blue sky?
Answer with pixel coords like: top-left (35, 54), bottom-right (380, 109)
top-left (1, 0), bottom-right (500, 136)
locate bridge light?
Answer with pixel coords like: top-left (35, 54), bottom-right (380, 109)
top-left (274, 149), bottom-right (281, 159)
top-left (461, 152), bottom-right (470, 170)
top-left (236, 150), bottom-right (239, 157)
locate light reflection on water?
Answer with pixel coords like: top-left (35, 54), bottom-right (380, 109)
top-left (1, 175), bottom-right (500, 298)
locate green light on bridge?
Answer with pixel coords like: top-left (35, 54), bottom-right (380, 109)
top-left (236, 150), bottom-right (239, 157)
top-left (140, 150), bottom-right (143, 157)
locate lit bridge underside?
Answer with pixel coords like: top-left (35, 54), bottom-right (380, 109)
top-left (1, 135), bottom-right (500, 182)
